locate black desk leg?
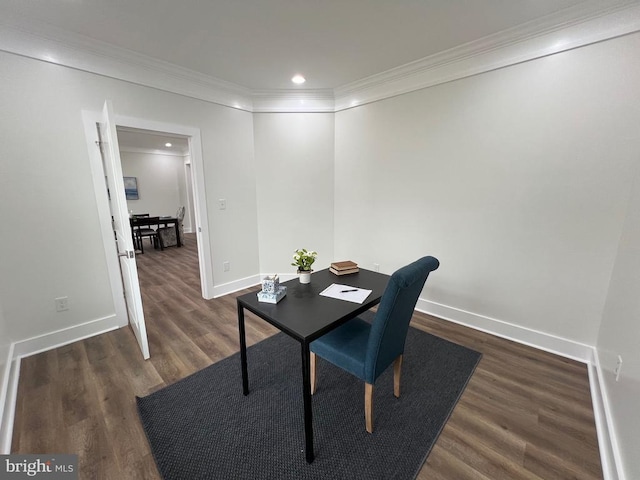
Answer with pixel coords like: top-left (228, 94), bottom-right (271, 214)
top-left (175, 221), bottom-right (182, 247)
top-left (300, 341), bottom-right (315, 463)
top-left (237, 303), bottom-right (249, 395)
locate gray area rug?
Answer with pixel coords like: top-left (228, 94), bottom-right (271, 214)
top-left (137, 319), bottom-right (481, 480)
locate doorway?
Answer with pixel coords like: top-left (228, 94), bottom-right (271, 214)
top-left (116, 125), bottom-right (199, 276)
top-left (84, 108), bottom-right (215, 358)
top-left (116, 127), bottom-right (197, 238)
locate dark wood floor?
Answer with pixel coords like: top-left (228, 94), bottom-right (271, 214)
top-left (11, 233), bottom-right (603, 479)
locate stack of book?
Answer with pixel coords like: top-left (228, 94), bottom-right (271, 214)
top-left (330, 260), bottom-right (359, 276)
top-left (257, 274), bottom-right (287, 304)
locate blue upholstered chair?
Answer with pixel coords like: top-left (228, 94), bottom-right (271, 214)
top-left (310, 256), bottom-right (440, 433)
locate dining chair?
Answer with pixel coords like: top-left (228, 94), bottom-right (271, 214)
top-left (157, 206), bottom-right (185, 248)
top-left (310, 256), bottom-right (440, 433)
top-left (130, 214), bottom-right (149, 251)
top-left (176, 205), bottom-right (185, 244)
top-left (135, 216), bottom-right (161, 254)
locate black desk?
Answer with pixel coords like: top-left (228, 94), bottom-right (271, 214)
top-left (236, 268), bottom-right (390, 463)
top-left (130, 216), bottom-right (181, 248)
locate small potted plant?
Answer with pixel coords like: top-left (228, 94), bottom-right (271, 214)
top-left (292, 248), bottom-right (317, 284)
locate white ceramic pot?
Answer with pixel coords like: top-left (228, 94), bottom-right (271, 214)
top-left (299, 270), bottom-right (312, 284)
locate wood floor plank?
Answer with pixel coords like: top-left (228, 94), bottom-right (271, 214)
top-left (421, 444), bottom-right (495, 480)
top-left (438, 422), bottom-right (542, 480)
top-left (446, 402), bottom-right (528, 466)
top-left (11, 233), bottom-right (603, 479)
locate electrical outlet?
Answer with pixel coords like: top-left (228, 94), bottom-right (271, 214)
top-left (615, 355), bottom-right (623, 382)
top-left (223, 261), bottom-right (230, 272)
top-left (218, 199), bottom-right (227, 210)
top-left (373, 263), bottom-right (380, 272)
top-left (55, 296), bottom-right (69, 312)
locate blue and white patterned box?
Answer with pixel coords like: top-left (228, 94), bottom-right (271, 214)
top-left (257, 285), bottom-right (287, 304)
top-left (261, 274), bottom-right (280, 294)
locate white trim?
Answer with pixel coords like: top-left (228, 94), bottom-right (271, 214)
top-left (1, 315), bottom-right (122, 453)
top-left (184, 129), bottom-right (214, 299)
top-left (0, 342), bottom-right (15, 453)
top-left (0, 343), bottom-right (13, 423)
top-left (212, 271), bottom-right (342, 298)
top-left (0, 288), bottom-right (626, 475)
top-left (11, 315), bottom-right (121, 360)
top-left (334, 1), bottom-right (640, 110)
top-left (118, 146), bottom-right (190, 157)
top-left (0, 356), bottom-right (19, 454)
top-left (416, 298), bottom-right (593, 362)
top-left (251, 90), bottom-right (335, 113)
top-left (112, 114), bottom-right (216, 299)
top-left (85, 111), bottom-right (216, 300)
top-left (258, 273), bottom-right (298, 283)
top-left (2, 2), bottom-right (639, 113)
top-left (416, 297), bottom-right (625, 478)
top-left (590, 349), bottom-right (626, 480)
top-left (0, 13), bottom-right (253, 111)
top-left (212, 275), bottom-right (261, 299)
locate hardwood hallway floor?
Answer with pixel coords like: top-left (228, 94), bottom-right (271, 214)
top-left (11, 233), bottom-right (603, 479)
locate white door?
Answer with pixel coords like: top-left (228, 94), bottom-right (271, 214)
top-left (98, 100), bottom-right (150, 359)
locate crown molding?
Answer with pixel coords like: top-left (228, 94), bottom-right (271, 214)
top-left (334, 0), bottom-right (640, 110)
top-left (0, 12), bottom-right (254, 111)
top-left (252, 89), bottom-right (335, 113)
top-left (1, 1), bottom-right (639, 114)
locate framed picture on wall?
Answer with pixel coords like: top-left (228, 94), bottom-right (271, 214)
top-left (123, 176), bottom-right (139, 200)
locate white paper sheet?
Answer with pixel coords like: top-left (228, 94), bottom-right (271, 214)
top-left (319, 283), bottom-right (372, 304)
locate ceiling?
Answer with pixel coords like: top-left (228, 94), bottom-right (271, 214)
top-left (1, 0), bottom-right (595, 91)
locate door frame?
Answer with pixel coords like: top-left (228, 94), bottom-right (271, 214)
top-left (83, 110), bottom-right (215, 327)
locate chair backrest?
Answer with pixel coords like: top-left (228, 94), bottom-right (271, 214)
top-left (364, 256), bottom-right (440, 383)
top-left (176, 206), bottom-right (186, 221)
top-left (135, 216), bottom-right (160, 231)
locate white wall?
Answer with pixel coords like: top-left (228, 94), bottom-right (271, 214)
top-left (253, 113), bottom-right (335, 274)
top-left (121, 150), bottom-right (186, 218)
top-left (335, 32), bottom-right (640, 347)
top-left (0, 50), bottom-right (259, 343)
top-left (597, 163), bottom-right (640, 480)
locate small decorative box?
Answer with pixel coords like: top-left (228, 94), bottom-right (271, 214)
top-left (257, 286), bottom-right (287, 304)
top-left (261, 275), bottom-right (280, 294)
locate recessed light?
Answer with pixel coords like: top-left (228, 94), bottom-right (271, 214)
top-left (165, 142), bottom-right (172, 147)
top-left (291, 75), bottom-right (306, 85)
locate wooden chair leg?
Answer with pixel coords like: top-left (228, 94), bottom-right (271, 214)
top-left (365, 383), bottom-right (374, 433)
top-left (394, 355), bottom-right (403, 398)
top-left (310, 352), bottom-right (317, 395)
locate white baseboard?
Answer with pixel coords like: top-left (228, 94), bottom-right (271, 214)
top-left (0, 289), bottom-right (624, 476)
top-left (212, 274), bottom-right (261, 298)
top-left (0, 342), bottom-right (15, 453)
top-left (0, 314), bottom-right (122, 453)
top-left (0, 357), bottom-right (19, 454)
top-left (11, 314), bottom-right (121, 360)
top-left (417, 297), bottom-right (623, 480)
top-left (416, 298), bottom-right (593, 363)
top-left (589, 349), bottom-right (625, 480)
